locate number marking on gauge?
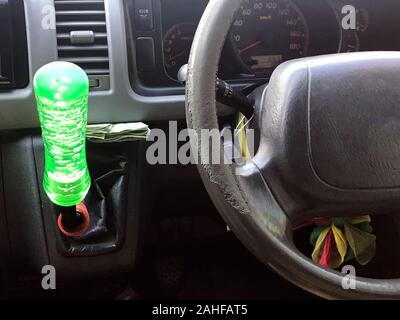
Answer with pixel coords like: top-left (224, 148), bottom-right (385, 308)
top-left (163, 22), bottom-right (197, 80)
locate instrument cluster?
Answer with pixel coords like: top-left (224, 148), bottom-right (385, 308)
top-left (161, 0), bottom-right (397, 83)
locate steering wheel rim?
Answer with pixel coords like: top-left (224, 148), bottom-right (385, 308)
top-left (185, 0), bottom-right (400, 299)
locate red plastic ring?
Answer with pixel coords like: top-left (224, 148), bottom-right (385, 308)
top-left (57, 202), bottom-right (90, 237)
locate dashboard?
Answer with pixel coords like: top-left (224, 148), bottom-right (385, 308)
top-left (129, 0), bottom-right (400, 95)
top-left (0, 0), bottom-right (399, 130)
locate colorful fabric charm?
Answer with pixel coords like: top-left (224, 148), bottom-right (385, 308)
top-left (301, 215), bottom-right (376, 269)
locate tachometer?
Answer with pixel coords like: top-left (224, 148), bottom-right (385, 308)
top-left (163, 22), bottom-right (196, 80)
top-left (231, 0), bottom-right (309, 76)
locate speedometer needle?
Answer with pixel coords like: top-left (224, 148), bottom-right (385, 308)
top-left (169, 51), bottom-right (185, 62)
top-left (239, 40), bottom-right (262, 54)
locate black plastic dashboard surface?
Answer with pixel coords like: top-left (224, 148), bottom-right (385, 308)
top-left (0, 0), bottom-right (29, 90)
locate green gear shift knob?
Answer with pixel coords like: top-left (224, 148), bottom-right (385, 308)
top-left (34, 61), bottom-right (91, 207)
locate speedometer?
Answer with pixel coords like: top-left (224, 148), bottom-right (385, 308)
top-left (231, 0), bottom-right (309, 76)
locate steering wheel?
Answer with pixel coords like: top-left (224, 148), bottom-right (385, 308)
top-left (185, 0), bottom-right (400, 299)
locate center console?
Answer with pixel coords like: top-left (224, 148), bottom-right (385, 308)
top-left (0, 132), bottom-right (154, 279)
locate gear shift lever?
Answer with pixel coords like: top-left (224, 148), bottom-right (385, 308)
top-left (34, 61), bottom-right (91, 237)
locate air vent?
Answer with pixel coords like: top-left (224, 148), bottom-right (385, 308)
top-left (55, 0), bottom-right (110, 90)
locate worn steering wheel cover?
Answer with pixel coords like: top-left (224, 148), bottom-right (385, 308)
top-left (185, 0), bottom-right (250, 216)
top-left (185, 0), bottom-right (400, 299)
